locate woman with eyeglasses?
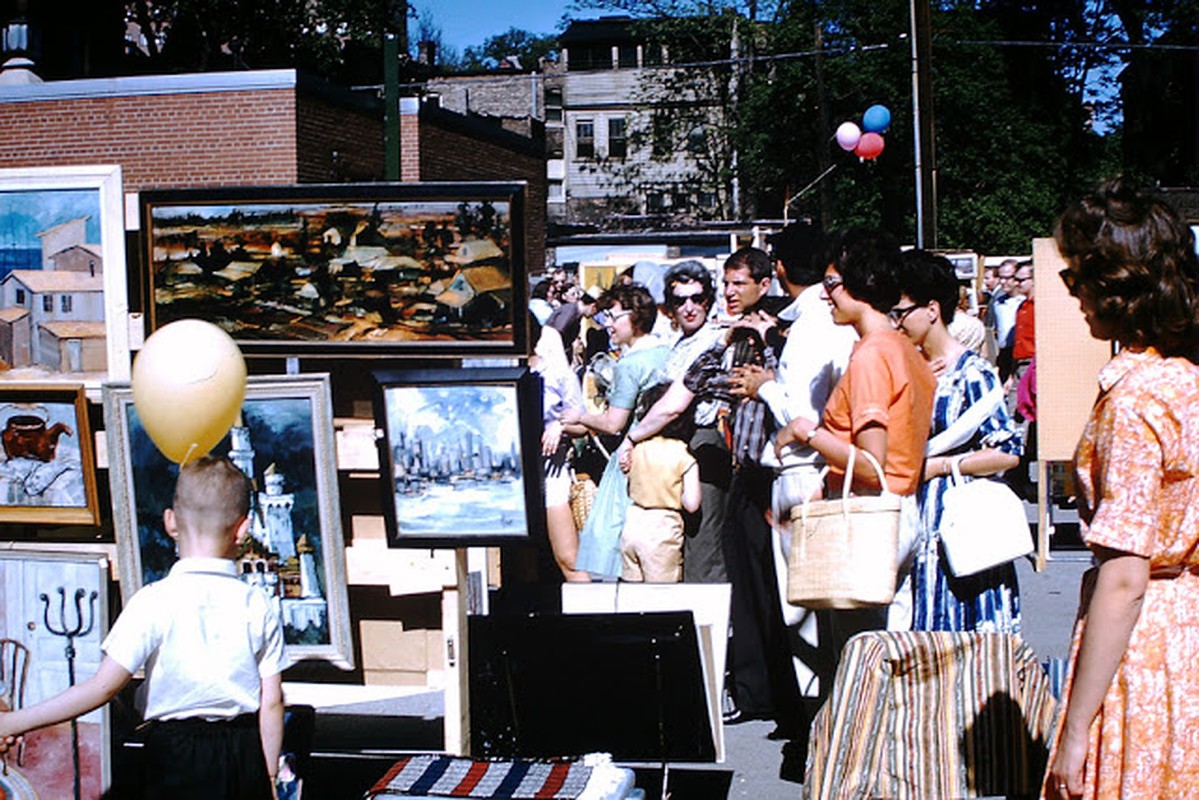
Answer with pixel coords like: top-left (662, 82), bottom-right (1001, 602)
top-left (562, 283), bottom-right (670, 579)
top-left (774, 228), bottom-right (936, 636)
top-left (1043, 180), bottom-right (1199, 799)
top-left (891, 249), bottom-right (1023, 633)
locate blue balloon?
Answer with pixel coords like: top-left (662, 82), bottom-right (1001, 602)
top-left (862, 104), bottom-right (891, 134)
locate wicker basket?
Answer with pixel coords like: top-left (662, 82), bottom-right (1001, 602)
top-left (568, 472), bottom-right (597, 531)
top-left (788, 447), bottom-right (901, 609)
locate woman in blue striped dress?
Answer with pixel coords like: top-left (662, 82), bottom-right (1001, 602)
top-left (893, 250), bottom-right (1024, 632)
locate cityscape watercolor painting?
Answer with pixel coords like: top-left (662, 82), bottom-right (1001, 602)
top-left (103, 375), bottom-right (354, 668)
top-left (141, 183), bottom-right (526, 356)
top-left (375, 368), bottom-right (543, 546)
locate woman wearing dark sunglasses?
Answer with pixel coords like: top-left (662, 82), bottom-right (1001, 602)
top-left (891, 249), bottom-right (1023, 634)
top-left (1044, 179), bottom-right (1199, 799)
top-left (774, 228), bottom-right (936, 639)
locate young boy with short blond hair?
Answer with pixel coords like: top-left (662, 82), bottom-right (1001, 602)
top-left (0, 455), bottom-right (287, 799)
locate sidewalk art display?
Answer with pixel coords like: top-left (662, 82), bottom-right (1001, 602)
top-left (0, 384), bottom-right (100, 525)
top-left (0, 165), bottom-right (130, 391)
top-left (372, 367), bottom-right (544, 547)
top-left (139, 182), bottom-right (528, 358)
top-left (103, 374), bottom-right (353, 668)
top-left (0, 549), bottom-right (111, 798)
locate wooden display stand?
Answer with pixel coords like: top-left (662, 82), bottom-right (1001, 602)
top-left (1031, 237), bottom-right (1112, 569)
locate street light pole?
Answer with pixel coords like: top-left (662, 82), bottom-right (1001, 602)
top-left (910, 0), bottom-right (937, 248)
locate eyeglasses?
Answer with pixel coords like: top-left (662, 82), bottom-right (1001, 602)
top-left (601, 309), bottom-right (632, 326)
top-left (1058, 268), bottom-right (1079, 296)
top-left (1016, 275), bottom-right (1034, 284)
top-left (668, 292), bottom-right (706, 309)
top-left (821, 276), bottom-right (844, 294)
top-left (887, 304), bottom-right (921, 326)
top-left (999, 273), bottom-right (1017, 282)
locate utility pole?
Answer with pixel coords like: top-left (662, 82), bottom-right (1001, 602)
top-left (909, 0), bottom-right (937, 248)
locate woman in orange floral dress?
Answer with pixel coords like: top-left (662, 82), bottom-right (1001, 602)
top-left (1044, 179), bottom-right (1199, 799)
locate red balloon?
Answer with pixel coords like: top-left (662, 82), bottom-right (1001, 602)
top-left (855, 132), bottom-right (885, 160)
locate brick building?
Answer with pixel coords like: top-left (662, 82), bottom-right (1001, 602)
top-left (0, 67), bottom-right (546, 268)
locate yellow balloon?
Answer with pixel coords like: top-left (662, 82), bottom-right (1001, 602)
top-left (132, 319), bottom-right (247, 464)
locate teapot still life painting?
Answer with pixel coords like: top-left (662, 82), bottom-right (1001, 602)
top-left (0, 384), bottom-right (99, 525)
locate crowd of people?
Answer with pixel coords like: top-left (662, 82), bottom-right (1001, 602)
top-left (529, 177), bottom-right (1199, 798)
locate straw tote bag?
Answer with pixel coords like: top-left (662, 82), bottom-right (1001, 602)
top-left (938, 457), bottom-right (1032, 577)
top-left (788, 447), bottom-right (902, 610)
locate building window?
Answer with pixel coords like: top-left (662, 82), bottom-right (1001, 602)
top-left (698, 191), bottom-right (717, 209)
top-left (14, 289), bottom-right (24, 305)
top-left (644, 43), bottom-right (665, 66)
top-left (548, 180), bottom-right (565, 203)
top-left (545, 87), bottom-right (563, 123)
top-left (646, 192), bottom-right (665, 213)
top-left (618, 44), bottom-right (637, 68)
top-left (673, 192), bottom-right (691, 213)
top-left (576, 120), bottom-right (595, 159)
top-left (61, 294), bottom-right (72, 313)
top-left (651, 113), bottom-right (673, 158)
top-left (687, 125), bottom-right (707, 154)
top-left (608, 118), bottom-right (628, 159)
top-left (43, 295), bottom-right (52, 312)
top-left (568, 44), bottom-right (611, 71)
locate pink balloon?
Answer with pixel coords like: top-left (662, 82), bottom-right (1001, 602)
top-left (855, 132), bottom-right (885, 160)
top-left (835, 121), bottom-right (862, 151)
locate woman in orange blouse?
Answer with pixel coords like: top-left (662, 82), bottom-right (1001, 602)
top-left (1045, 179), bottom-right (1199, 799)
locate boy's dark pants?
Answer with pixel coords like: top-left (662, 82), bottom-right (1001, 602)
top-left (137, 713), bottom-right (271, 799)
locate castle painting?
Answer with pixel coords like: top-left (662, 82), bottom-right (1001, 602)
top-left (105, 375), bottom-right (353, 667)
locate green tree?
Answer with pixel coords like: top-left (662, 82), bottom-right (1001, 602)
top-left (461, 28), bottom-right (559, 70)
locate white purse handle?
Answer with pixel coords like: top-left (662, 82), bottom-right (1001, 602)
top-left (801, 446), bottom-right (891, 527)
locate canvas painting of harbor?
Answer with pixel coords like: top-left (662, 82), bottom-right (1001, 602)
top-left (141, 183), bottom-right (527, 356)
top-left (103, 375), bottom-right (354, 668)
top-left (376, 367), bottom-right (543, 546)
top-left (0, 166), bottom-right (130, 388)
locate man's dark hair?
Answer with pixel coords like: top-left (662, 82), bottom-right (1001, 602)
top-left (724, 246), bottom-right (773, 283)
top-left (827, 227), bottom-right (902, 313)
top-left (664, 260), bottom-right (715, 309)
top-left (897, 249), bottom-right (960, 325)
top-left (768, 222), bottom-right (826, 287)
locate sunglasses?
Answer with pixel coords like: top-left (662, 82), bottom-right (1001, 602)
top-left (668, 292), bottom-right (707, 309)
top-left (1058, 269), bottom-right (1079, 296)
top-left (887, 304), bottom-right (922, 326)
top-left (821, 275), bottom-right (844, 294)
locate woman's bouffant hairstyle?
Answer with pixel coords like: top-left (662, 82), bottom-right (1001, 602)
top-left (664, 260), bottom-right (716, 309)
top-left (1055, 178), bottom-right (1199, 357)
top-left (599, 283), bottom-right (659, 335)
top-left (827, 227), bottom-right (903, 313)
top-left (896, 249), bottom-right (960, 325)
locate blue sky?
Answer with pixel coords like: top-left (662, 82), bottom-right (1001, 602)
top-left (417, 0), bottom-right (589, 55)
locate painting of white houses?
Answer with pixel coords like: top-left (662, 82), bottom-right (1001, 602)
top-left (0, 165), bottom-right (130, 388)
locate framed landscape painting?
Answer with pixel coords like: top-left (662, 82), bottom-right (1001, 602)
top-left (0, 549), bottom-right (110, 797)
top-left (139, 182), bottom-right (527, 357)
top-left (103, 374), bottom-right (353, 669)
top-left (372, 367), bottom-right (544, 547)
top-left (0, 383), bottom-right (99, 525)
top-left (0, 165), bottom-right (130, 391)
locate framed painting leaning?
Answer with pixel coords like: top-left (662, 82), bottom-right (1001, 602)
top-left (140, 182), bottom-right (527, 357)
top-left (0, 165), bottom-right (130, 392)
top-left (0, 549), bottom-right (111, 798)
top-left (372, 367), bottom-right (545, 548)
top-left (0, 383), bottom-right (100, 525)
top-left (103, 374), bottom-right (353, 669)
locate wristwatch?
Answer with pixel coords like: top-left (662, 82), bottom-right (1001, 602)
top-left (805, 426), bottom-right (819, 444)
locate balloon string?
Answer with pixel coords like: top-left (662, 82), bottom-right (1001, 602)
top-left (179, 443), bottom-right (199, 467)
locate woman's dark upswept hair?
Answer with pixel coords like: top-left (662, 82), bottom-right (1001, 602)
top-left (1055, 177), bottom-right (1199, 357)
top-left (827, 227), bottom-right (902, 313)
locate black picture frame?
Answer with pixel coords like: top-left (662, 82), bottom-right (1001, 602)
top-left (139, 182), bottom-right (528, 357)
top-left (372, 366), bottom-right (544, 548)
